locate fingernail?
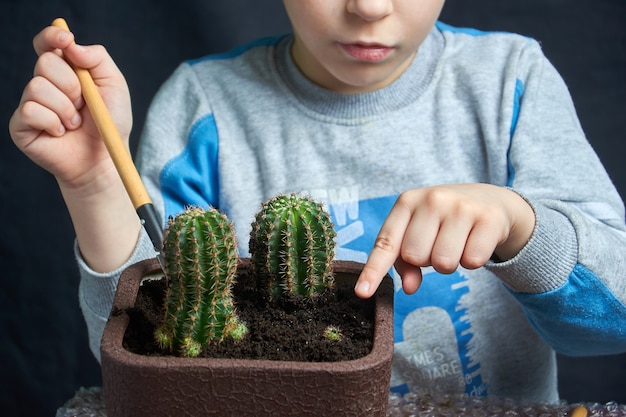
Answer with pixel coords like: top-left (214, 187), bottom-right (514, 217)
top-left (70, 113), bottom-right (81, 127)
top-left (59, 30), bottom-right (70, 42)
top-left (355, 281), bottom-right (370, 295)
top-left (74, 97), bottom-right (84, 109)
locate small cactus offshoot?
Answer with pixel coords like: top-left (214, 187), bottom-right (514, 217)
top-left (323, 325), bottom-right (343, 342)
top-left (250, 194), bottom-right (336, 299)
top-left (155, 206), bottom-right (247, 357)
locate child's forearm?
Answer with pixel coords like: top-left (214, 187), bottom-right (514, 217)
top-left (59, 171), bottom-right (142, 273)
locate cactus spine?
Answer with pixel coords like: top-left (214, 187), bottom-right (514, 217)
top-left (250, 194), bottom-right (336, 299)
top-left (155, 206), bottom-right (246, 357)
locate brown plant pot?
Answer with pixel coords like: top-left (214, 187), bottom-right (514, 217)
top-left (101, 258), bottom-right (394, 417)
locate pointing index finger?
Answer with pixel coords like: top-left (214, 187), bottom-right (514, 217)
top-left (355, 203), bottom-right (411, 298)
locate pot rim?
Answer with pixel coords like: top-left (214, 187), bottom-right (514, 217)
top-left (101, 258), bottom-right (394, 372)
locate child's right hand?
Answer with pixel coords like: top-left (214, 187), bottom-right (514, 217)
top-left (9, 23), bottom-right (141, 273)
top-left (9, 23), bottom-right (132, 194)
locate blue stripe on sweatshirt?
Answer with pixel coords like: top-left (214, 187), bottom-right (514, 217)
top-left (511, 264), bottom-right (626, 356)
top-left (160, 114), bottom-right (220, 221)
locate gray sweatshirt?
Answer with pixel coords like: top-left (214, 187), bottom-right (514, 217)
top-left (77, 22), bottom-right (626, 403)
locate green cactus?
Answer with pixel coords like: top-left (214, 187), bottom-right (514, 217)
top-left (250, 194), bottom-right (336, 299)
top-left (155, 206), bottom-right (247, 357)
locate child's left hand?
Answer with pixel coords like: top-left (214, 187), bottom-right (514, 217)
top-left (354, 183), bottom-right (536, 298)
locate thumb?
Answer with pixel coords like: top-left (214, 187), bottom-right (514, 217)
top-left (50, 19), bottom-right (124, 89)
top-left (62, 42), bottom-right (123, 86)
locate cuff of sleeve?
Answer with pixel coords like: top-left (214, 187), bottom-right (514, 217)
top-left (485, 202), bottom-right (578, 294)
top-left (76, 229), bottom-right (157, 319)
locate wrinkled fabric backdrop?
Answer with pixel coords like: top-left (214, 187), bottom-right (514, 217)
top-left (1, 1), bottom-right (624, 415)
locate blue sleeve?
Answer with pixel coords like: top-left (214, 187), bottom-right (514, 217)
top-left (492, 40), bottom-right (626, 356)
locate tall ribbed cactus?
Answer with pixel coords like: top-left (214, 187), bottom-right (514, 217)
top-left (155, 206), bottom-right (246, 357)
top-left (250, 194), bottom-right (336, 299)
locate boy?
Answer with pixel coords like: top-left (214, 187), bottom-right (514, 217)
top-left (10, 0), bottom-right (626, 403)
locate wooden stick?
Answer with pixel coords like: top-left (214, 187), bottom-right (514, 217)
top-left (51, 18), bottom-right (164, 255)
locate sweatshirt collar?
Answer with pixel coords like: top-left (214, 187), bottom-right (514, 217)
top-left (274, 26), bottom-right (444, 120)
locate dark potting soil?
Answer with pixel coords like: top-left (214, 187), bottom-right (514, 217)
top-left (121, 268), bottom-right (375, 362)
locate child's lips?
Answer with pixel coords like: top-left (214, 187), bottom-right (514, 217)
top-left (339, 42), bottom-right (394, 62)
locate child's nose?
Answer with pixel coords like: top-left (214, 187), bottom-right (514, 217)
top-left (346, 0), bottom-right (393, 22)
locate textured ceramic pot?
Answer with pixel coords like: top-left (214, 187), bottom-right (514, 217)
top-left (100, 257), bottom-right (394, 417)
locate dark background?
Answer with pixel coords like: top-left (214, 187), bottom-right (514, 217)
top-left (1, 1), bottom-right (624, 415)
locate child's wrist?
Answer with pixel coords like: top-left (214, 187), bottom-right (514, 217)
top-left (494, 190), bottom-right (536, 261)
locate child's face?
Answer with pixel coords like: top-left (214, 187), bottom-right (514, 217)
top-left (283, 0), bottom-right (445, 94)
